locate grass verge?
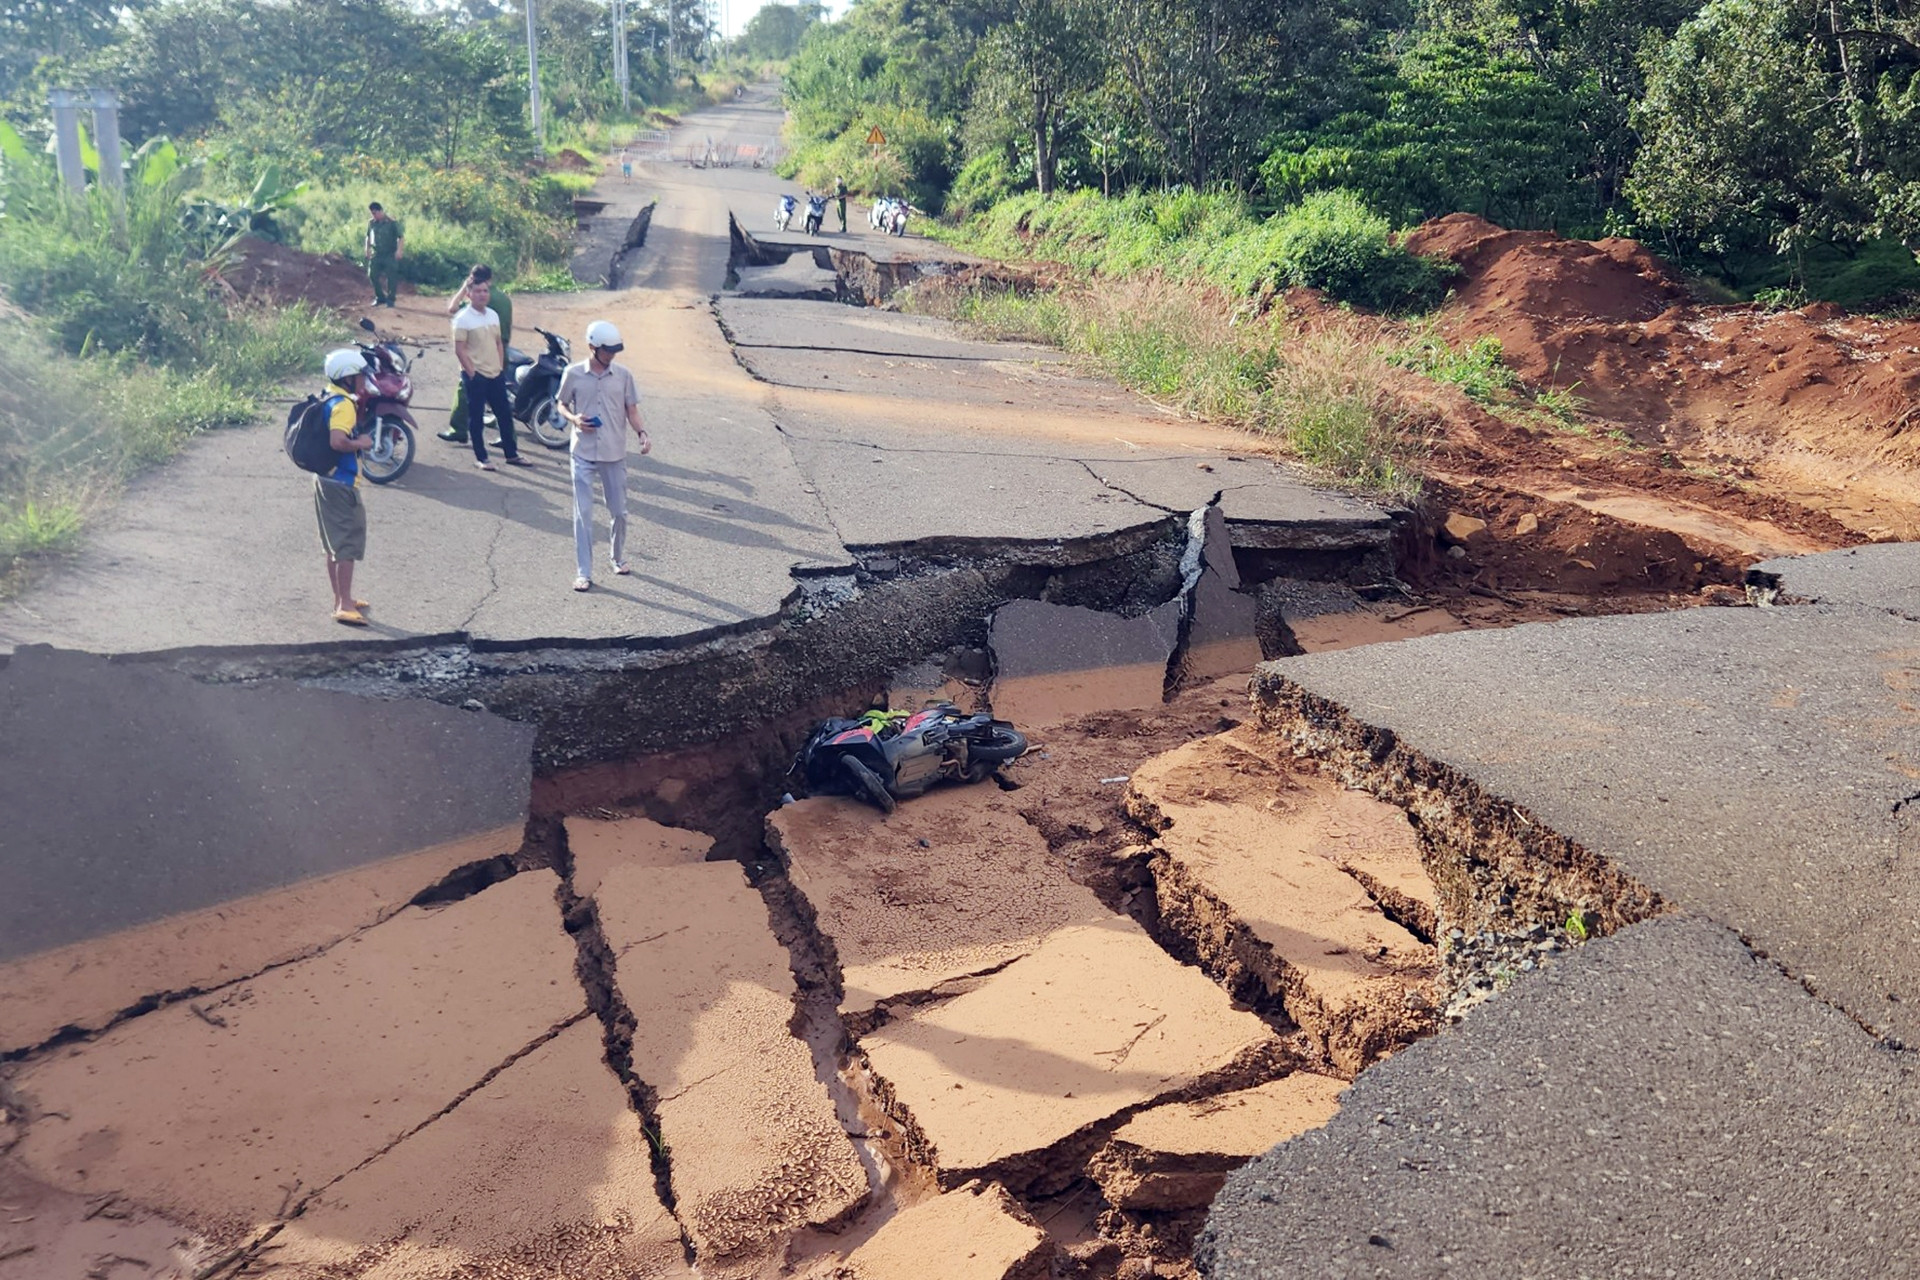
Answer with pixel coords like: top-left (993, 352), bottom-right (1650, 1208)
top-left (901, 273), bottom-right (1430, 502)
top-left (0, 305), bottom-right (338, 586)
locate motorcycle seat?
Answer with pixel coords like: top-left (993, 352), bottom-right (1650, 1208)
top-left (505, 346), bottom-right (532, 367)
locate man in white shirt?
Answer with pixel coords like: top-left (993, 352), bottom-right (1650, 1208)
top-left (452, 278), bottom-right (531, 471)
top-left (556, 319), bottom-right (650, 591)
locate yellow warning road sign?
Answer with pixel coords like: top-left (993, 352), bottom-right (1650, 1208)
top-left (865, 126), bottom-right (887, 147)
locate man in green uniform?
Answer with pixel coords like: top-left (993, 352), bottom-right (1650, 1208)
top-left (440, 264), bottom-right (513, 444)
top-left (364, 202), bottom-right (405, 307)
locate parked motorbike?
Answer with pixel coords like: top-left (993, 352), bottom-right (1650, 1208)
top-left (804, 193), bottom-right (826, 236)
top-left (353, 318), bottom-right (419, 485)
top-left (775, 193), bottom-right (797, 233)
top-left (508, 327), bottom-right (571, 449)
top-left (797, 702), bottom-right (1028, 814)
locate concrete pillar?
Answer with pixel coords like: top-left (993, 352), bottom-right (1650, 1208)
top-left (88, 89), bottom-right (123, 191)
top-left (525, 0), bottom-right (543, 144)
top-left (49, 89), bottom-right (86, 193)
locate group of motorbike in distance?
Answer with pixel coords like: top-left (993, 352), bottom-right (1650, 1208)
top-left (343, 317), bottom-right (573, 486)
top-left (773, 192), bottom-right (913, 237)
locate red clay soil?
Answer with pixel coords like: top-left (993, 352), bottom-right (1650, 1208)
top-left (1405, 213), bottom-right (1920, 542)
top-left (215, 235), bottom-right (392, 311)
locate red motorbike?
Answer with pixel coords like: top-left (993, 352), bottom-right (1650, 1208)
top-left (354, 318), bottom-right (419, 485)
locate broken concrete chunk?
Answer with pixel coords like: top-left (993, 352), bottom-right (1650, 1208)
top-left (0, 823), bottom-right (524, 1055)
top-left (860, 917), bottom-right (1276, 1191)
top-left (12, 872), bottom-right (583, 1234)
top-left (0, 646), bottom-right (533, 969)
top-left (1087, 1074), bottom-right (1346, 1211)
top-left (767, 789), bottom-right (1112, 1023)
top-left (1180, 570), bottom-right (1264, 685)
top-left (566, 815), bottom-right (713, 897)
top-left (275, 1021), bottom-right (688, 1279)
top-left (1128, 729), bottom-right (1436, 1073)
top-left (592, 860), bottom-right (869, 1269)
top-left (808, 1182), bottom-right (1051, 1280)
top-left (989, 598), bottom-right (1182, 727)
top-left (731, 254), bottom-right (841, 300)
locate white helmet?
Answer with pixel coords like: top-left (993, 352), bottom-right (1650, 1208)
top-left (324, 348), bottom-right (365, 384)
top-left (584, 320), bottom-right (623, 351)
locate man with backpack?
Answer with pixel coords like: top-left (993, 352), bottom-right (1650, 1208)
top-left (364, 203), bottom-right (405, 308)
top-left (304, 349), bottom-right (377, 625)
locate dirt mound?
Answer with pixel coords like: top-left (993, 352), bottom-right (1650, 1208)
top-left (552, 147), bottom-right (595, 171)
top-left (217, 235), bottom-right (384, 311)
top-left (1408, 213), bottom-right (1687, 331)
top-left (1409, 214), bottom-right (1920, 542)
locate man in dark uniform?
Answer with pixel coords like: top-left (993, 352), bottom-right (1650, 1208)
top-left (364, 202), bottom-right (405, 307)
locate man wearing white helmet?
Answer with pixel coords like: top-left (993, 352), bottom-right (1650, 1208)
top-left (316, 349), bottom-right (377, 625)
top-left (556, 319), bottom-right (650, 592)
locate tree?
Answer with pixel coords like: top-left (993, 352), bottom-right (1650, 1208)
top-left (0, 0), bottom-right (148, 104)
top-left (739, 2), bottom-right (824, 60)
top-left (969, 0), bottom-right (1096, 195)
top-left (1629, 0), bottom-right (1881, 255)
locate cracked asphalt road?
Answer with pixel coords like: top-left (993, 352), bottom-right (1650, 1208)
top-left (0, 87), bottom-right (1382, 657)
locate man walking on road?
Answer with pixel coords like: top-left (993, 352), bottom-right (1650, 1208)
top-left (316, 349), bottom-right (377, 625)
top-left (440, 265), bottom-right (512, 445)
top-left (452, 276), bottom-right (532, 471)
top-left (364, 202), bottom-right (404, 307)
top-left (834, 176), bottom-right (848, 232)
top-left (557, 319), bottom-right (650, 592)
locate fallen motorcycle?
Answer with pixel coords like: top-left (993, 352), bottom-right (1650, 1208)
top-left (797, 702), bottom-right (1027, 813)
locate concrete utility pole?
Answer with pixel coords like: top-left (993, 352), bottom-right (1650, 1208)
top-left (526, 0), bottom-right (544, 144)
top-left (48, 89), bottom-right (86, 193)
top-left (89, 89), bottom-right (124, 193)
top-left (612, 0), bottom-right (631, 111)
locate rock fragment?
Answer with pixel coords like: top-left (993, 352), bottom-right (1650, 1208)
top-left (767, 789), bottom-right (1111, 1023)
top-left (275, 1021), bottom-right (688, 1278)
top-left (1087, 1074), bottom-right (1346, 1211)
top-left (592, 860), bottom-right (869, 1270)
top-left (1128, 728), bottom-right (1436, 1072)
top-left (860, 917), bottom-right (1276, 1191)
top-left (806, 1183), bottom-right (1050, 1280)
top-left (12, 873), bottom-right (583, 1236)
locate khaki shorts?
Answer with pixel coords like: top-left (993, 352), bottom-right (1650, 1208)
top-left (314, 476), bottom-right (366, 561)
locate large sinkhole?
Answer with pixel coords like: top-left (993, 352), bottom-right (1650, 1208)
top-left (0, 228), bottom-right (1742, 1279)
top-left (0, 490), bottom-right (1670, 1280)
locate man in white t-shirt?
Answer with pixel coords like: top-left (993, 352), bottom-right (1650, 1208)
top-left (556, 319), bottom-right (650, 591)
top-left (451, 278), bottom-right (531, 471)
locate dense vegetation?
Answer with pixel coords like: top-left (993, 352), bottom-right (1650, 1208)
top-left (783, 0), bottom-right (1920, 303)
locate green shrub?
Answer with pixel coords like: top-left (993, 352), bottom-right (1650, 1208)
top-left (1264, 191), bottom-right (1452, 309)
top-left (1392, 328), bottom-right (1518, 403)
top-left (783, 106), bottom-right (954, 210)
top-left (946, 151), bottom-right (1024, 218)
top-left (952, 187), bottom-right (1451, 313)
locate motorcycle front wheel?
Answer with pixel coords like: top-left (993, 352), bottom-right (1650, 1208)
top-left (526, 395), bottom-right (568, 449)
top-left (968, 724), bottom-right (1028, 764)
top-left (840, 755), bottom-right (896, 814)
top-left (361, 416), bottom-right (415, 485)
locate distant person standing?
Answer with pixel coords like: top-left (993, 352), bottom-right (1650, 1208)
top-left (364, 202), bottom-right (404, 308)
top-left (316, 349), bottom-right (376, 625)
top-left (834, 175), bottom-right (848, 232)
top-left (440, 265), bottom-right (512, 445)
top-left (557, 319), bottom-right (650, 592)
top-left (620, 149), bottom-right (633, 182)
top-left (452, 276), bottom-right (532, 471)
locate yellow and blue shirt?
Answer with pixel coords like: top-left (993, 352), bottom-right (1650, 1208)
top-left (323, 381), bottom-right (361, 486)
